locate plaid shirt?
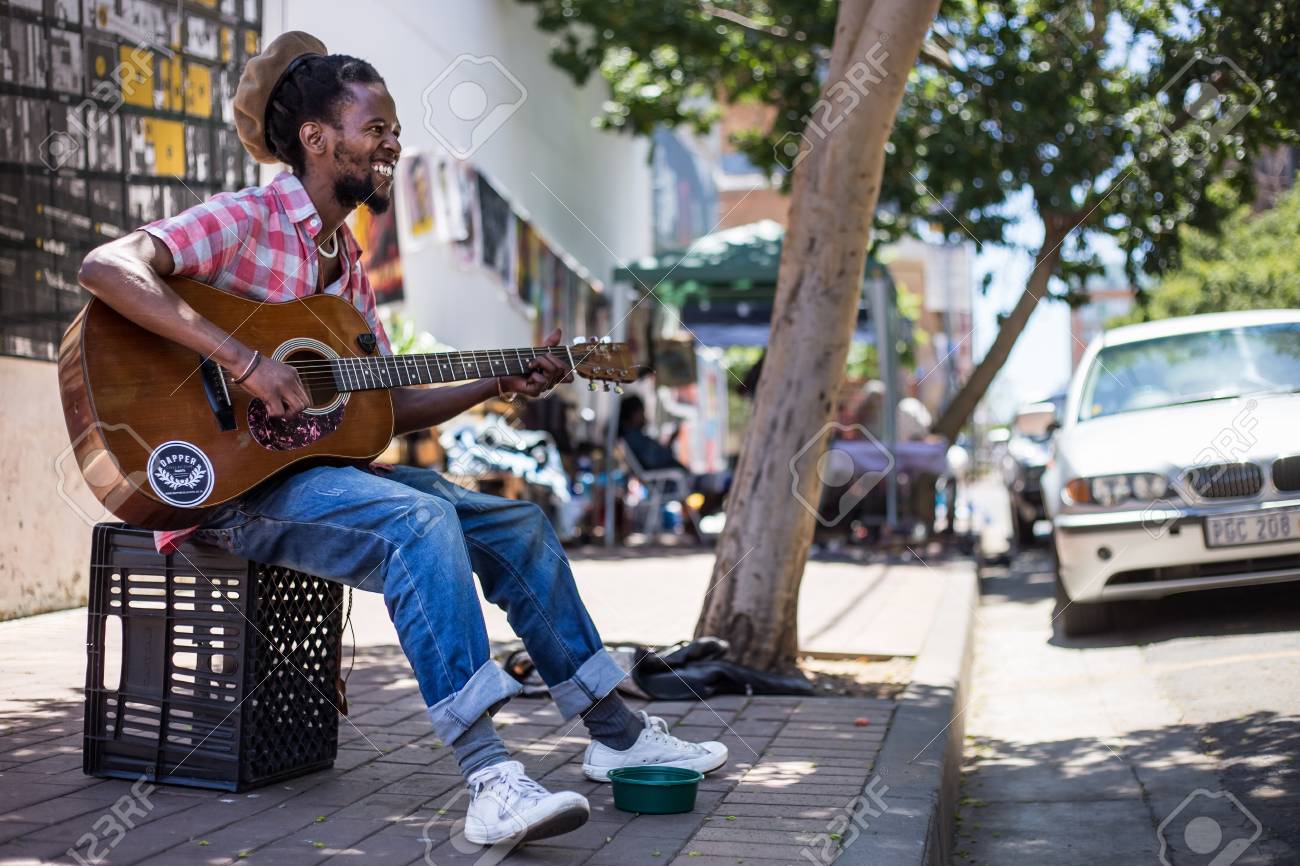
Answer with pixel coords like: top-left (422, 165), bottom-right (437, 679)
top-left (143, 171), bottom-right (393, 554)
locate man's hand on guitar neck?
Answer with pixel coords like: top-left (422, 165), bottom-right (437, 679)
top-left (390, 329), bottom-right (576, 436)
top-left (496, 328), bottom-right (575, 398)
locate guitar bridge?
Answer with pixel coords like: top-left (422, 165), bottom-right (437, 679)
top-left (200, 356), bottom-right (238, 431)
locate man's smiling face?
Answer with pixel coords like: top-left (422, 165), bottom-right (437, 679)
top-left (326, 81), bottom-right (401, 214)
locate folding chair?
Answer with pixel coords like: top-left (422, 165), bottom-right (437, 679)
top-left (619, 441), bottom-right (699, 537)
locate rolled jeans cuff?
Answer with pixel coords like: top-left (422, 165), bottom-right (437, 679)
top-left (426, 660), bottom-right (523, 745)
top-left (549, 649), bottom-right (628, 720)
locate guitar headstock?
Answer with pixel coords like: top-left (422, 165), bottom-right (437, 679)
top-left (569, 339), bottom-right (637, 388)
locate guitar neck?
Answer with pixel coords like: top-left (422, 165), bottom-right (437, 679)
top-left (325, 346), bottom-right (577, 392)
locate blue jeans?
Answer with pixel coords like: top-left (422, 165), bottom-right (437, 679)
top-left (192, 464), bottom-right (626, 744)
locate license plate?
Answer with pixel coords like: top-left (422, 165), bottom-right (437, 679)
top-left (1204, 508), bottom-right (1300, 548)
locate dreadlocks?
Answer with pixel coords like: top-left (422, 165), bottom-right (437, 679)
top-left (263, 54), bottom-right (384, 176)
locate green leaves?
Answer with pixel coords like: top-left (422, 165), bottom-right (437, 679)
top-left (519, 0), bottom-right (1296, 295)
top-left (1123, 185), bottom-right (1300, 322)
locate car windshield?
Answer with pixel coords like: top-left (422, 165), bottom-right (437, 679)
top-left (1079, 321), bottom-right (1300, 421)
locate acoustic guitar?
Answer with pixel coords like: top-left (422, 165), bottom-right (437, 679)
top-left (59, 277), bottom-right (636, 530)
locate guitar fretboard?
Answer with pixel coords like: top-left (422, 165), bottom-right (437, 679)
top-left (323, 347), bottom-right (576, 392)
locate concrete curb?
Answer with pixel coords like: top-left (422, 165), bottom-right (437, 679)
top-left (838, 558), bottom-right (979, 866)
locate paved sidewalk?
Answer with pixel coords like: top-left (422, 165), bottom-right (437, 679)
top-left (955, 548), bottom-right (1300, 865)
top-left (0, 549), bottom-right (968, 866)
top-left (0, 650), bottom-right (893, 866)
top-left (953, 479), bottom-right (1300, 864)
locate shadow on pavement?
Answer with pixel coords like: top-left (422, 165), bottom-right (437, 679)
top-left (957, 711), bottom-right (1300, 865)
top-left (976, 546), bottom-right (1057, 606)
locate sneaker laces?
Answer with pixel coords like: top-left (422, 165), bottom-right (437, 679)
top-left (471, 761), bottom-right (550, 820)
top-left (640, 712), bottom-right (706, 754)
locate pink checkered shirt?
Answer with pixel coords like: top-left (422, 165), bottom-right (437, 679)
top-left (142, 171), bottom-right (393, 554)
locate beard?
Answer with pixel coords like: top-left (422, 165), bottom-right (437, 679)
top-left (332, 147), bottom-right (391, 214)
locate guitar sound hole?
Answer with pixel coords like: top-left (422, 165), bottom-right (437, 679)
top-left (284, 348), bottom-right (340, 410)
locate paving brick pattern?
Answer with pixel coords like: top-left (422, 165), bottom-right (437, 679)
top-left (0, 644), bottom-right (894, 866)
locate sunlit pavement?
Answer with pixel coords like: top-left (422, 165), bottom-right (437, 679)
top-left (954, 481), bottom-right (1300, 865)
top-left (0, 540), bottom-right (947, 865)
top-left (0, 604), bottom-right (896, 866)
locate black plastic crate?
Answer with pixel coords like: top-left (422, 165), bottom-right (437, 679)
top-left (84, 523), bottom-right (343, 791)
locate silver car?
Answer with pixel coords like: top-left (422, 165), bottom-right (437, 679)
top-left (1043, 309), bottom-right (1300, 635)
top-left (1001, 396), bottom-right (1065, 546)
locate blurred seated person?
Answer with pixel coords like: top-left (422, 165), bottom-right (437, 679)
top-left (832, 380), bottom-right (947, 532)
top-left (618, 395), bottom-right (685, 472)
top-left (617, 395), bottom-right (730, 502)
top-left (840, 380), bottom-right (934, 443)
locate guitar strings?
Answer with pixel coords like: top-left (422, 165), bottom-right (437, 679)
top-left (223, 370), bottom-right (622, 392)
top-left (250, 350), bottom-right (593, 378)
top-left (224, 354), bottom-right (589, 386)
top-left (219, 345), bottom-right (623, 388)
top-left (223, 368), bottom-right (623, 392)
top-left (270, 345), bottom-right (595, 373)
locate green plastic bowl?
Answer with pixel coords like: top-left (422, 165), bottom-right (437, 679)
top-left (608, 766), bottom-right (704, 814)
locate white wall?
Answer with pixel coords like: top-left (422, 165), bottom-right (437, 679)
top-left (265, 0), bottom-right (655, 349)
top-left (0, 357), bottom-right (93, 619)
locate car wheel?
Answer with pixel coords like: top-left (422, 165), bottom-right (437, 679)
top-left (1052, 554), bottom-right (1111, 637)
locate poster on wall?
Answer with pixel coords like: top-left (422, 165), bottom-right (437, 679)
top-left (557, 265), bottom-right (578, 342)
top-left (652, 338), bottom-right (698, 388)
top-left (535, 240), bottom-right (556, 338)
top-left (430, 152), bottom-right (467, 242)
top-left (677, 350), bottom-right (728, 474)
top-left (537, 242), bottom-right (560, 338)
top-left (403, 149), bottom-right (603, 343)
top-left (587, 292), bottom-right (610, 342)
top-left (451, 164), bottom-right (480, 266)
top-left (400, 151), bottom-right (436, 245)
top-left (476, 173), bottom-right (517, 289)
top-left (515, 217), bottom-right (541, 308)
top-left (351, 196), bottom-right (405, 305)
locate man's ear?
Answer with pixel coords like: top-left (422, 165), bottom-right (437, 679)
top-left (299, 120), bottom-right (328, 161)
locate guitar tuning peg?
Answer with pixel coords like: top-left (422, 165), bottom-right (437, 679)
top-left (572, 336), bottom-right (588, 345)
top-left (600, 336), bottom-right (612, 344)
top-left (614, 385), bottom-right (624, 395)
top-left (588, 381), bottom-right (597, 391)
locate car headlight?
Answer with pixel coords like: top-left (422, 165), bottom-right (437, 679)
top-left (1063, 473), bottom-right (1170, 507)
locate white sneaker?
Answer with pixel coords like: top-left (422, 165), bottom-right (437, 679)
top-left (582, 711), bottom-right (729, 782)
top-left (463, 760), bottom-right (590, 846)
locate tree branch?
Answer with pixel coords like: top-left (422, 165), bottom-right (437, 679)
top-left (1090, 0), bottom-right (1109, 45)
top-left (916, 41), bottom-right (985, 90)
top-left (699, 2), bottom-right (806, 41)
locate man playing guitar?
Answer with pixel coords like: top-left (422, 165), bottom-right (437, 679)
top-left (76, 31), bottom-right (725, 847)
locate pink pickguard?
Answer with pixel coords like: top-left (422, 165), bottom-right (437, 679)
top-left (247, 399), bottom-right (346, 451)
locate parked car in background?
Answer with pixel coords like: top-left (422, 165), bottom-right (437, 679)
top-left (1000, 395), bottom-right (1065, 546)
top-left (1043, 310), bottom-right (1300, 636)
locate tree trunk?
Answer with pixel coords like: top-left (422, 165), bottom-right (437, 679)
top-left (693, 0), bottom-right (940, 672)
top-left (930, 215), bottom-right (1070, 441)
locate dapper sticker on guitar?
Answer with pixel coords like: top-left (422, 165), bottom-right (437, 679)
top-left (146, 441), bottom-right (216, 507)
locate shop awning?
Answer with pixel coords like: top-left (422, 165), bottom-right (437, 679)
top-left (615, 220), bottom-right (892, 347)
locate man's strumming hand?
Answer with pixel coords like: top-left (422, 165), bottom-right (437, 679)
top-left (240, 352), bottom-right (312, 418)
